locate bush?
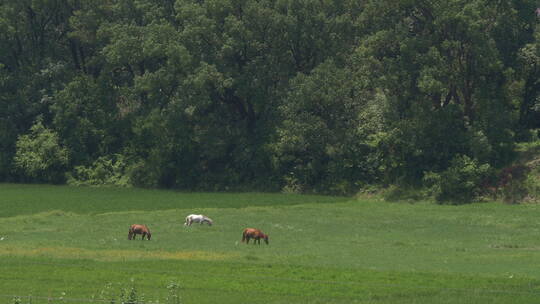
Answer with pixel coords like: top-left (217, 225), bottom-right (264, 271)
top-left (126, 159), bottom-right (160, 188)
top-left (497, 164), bottom-right (539, 204)
top-left (66, 154), bottom-right (131, 187)
top-left (523, 169), bottom-right (540, 203)
top-left (166, 281), bottom-right (182, 304)
top-left (497, 165), bottom-right (530, 204)
top-left (14, 119), bottom-right (69, 183)
top-left (424, 155), bottom-right (492, 204)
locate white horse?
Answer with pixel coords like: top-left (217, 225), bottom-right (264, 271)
top-left (184, 214), bottom-right (213, 226)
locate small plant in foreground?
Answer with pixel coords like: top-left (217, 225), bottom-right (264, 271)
top-left (166, 282), bottom-right (181, 304)
top-left (120, 278), bottom-right (141, 304)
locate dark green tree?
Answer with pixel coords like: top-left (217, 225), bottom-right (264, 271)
top-left (353, 0), bottom-right (535, 187)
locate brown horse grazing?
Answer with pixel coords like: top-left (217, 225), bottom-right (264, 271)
top-left (241, 228), bottom-right (269, 245)
top-left (128, 224), bottom-right (151, 240)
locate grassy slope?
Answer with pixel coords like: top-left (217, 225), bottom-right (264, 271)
top-left (1, 184), bottom-right (540, 303)
top-left (0, 183), bottom-right (347, 217)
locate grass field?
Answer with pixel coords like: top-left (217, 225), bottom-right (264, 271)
top-left (1, 184), bottom-right (540, 303)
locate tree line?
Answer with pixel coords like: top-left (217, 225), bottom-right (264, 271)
top-left (1, 0), bottom-right (538, 202)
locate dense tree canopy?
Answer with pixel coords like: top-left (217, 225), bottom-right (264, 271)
top-left (0, 0), bottom-right (538, 200)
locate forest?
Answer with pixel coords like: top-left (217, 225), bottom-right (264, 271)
top-left (0, 0), bottom-right (538, 202)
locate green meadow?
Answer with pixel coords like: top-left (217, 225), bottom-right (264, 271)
top-left (1, 184), bottom-right (540, 303)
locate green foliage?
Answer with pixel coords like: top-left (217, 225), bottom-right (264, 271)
top-left (13, 120), bottom-right (69, 183)
top-left (351, 0), bottom-right (534, 185)
top-left (94, 281), bottom-right (180, 304)
top-left (51, 75), bottom-right (124, 165)
top-left (66, 154), bottom-right (131, 187)
top-left (516, 24), bottom-right (540, 135)
top-left (166, 282), bottom-right (182, 304)
top-left (120, 282), bottom-right (139, 304)
top-left (273, 60), bottom-right (381, 194)
top-left (0, 65), bottom-right (18, 180)
top-left (424, 155), bottom-right (491, 204)
top-left (522, 141), bottom-right (540, 203)
top-left (498, 139), bottom-right (540, 203)
top-left (500, 172), bottom-right (530, 204)
top-left (523, 168), bottom-right (540, 203)
top-left (0, 0), bottom-right (538, 193)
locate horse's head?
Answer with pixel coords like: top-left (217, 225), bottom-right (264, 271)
top-left (128, 231), bottom-right (133, 240)
top-left (263, 234), bottom-right (269, 245)
top-left (146, 229), bottom-right (152, 240)
top-left (207, 218), bottom-right (213, 226)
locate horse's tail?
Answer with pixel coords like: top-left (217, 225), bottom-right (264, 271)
top-left (145, 226), bottom-right (151, 240)
top-left (241, 230), bottom-right (247, 242)
top-left (128, 228), bottom-right (133, 240)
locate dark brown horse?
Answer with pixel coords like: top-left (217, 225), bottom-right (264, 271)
top-left (128, 224), bottom-right (151, 240)
top-left (241, 228), bottom-right (269, 245)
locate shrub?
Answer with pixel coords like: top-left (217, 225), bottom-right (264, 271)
top-left (424, 155), bottom-right (491, 204)
top-left (497, 163), bottom-right (539, 204)
top-left (497, 165), bottom-right (530, 204)
top-left (66, 154), bottom-right (131, 187)
top-left (166, 281), bottom-right (182, 304)
top-left (14, 119), bottom-right (69, 183)
top-left (281, 174), bottom-right (303, 194)
top-left (523, 169), bottom-right (539, 203)
top-left (126, 159), bottom-right (159, 188)
top-left (120, 285), bottom-right (139, 304)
